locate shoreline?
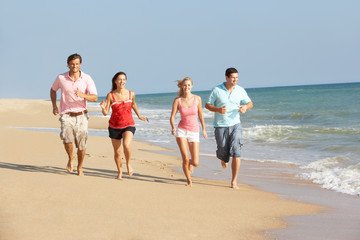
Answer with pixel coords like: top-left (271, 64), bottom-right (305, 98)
top-left (0, 99), bottom-right (334, 239)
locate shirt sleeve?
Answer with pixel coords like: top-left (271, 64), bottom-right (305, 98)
top-left (240, 88), bottom-right (251, 104)
top-left (207, 87), bottom-right (217, 105)
top-left (86, 76), bottom-right (98, 95)
top-left (51, 75), bottom-right (60, 91)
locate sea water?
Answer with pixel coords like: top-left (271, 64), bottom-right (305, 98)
top-left (89, 82), bottom-right (360, 195)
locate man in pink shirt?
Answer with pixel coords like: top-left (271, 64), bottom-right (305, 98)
top-left (50, 53), bottom-right (98, 176)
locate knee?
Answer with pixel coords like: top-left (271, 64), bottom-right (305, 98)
top-left (123, 143), bottom-right (132, 152)
top-left (114, 150), bottom-right (122, 157)
top-left (183, 158), bottom-right (190, 165)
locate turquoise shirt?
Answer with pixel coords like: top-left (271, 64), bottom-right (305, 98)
top-left (207, 82), bottom-right (251, 127)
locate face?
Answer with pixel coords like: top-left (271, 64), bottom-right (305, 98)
top-left (182, 80), bottom-right (193, 93)
top-left (116, 74), bottom-right (127, 89)
top-left (67, 58), bottom-right (81, 74)
top-left (226, 73), bottom-right (238, 87)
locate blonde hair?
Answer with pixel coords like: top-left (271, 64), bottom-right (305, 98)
top-left (177, 77), bottom-right (193, 97)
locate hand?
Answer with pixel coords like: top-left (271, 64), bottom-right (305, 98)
top-left (171, 128), bottom-right (176, 136)
top-left (52, 106), bottom-right (59, 115)
top-left (238, 105), bottom-right (248, 114)
top-left (75, 88), bottom-right (84, 98)
top-left (203, 129), bottom-right (208, 139)
top-left (218, 106), bottom-right (227, 114)
top-left (100, 100), bottom-right (106, 109)
top-left (139, 116), bottom-right (149, 122)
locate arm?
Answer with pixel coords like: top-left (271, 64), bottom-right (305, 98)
top-left (238, 101), bottom-right (253, 114)
top-left (75, 89), bottom-right (98, 102)
top-left (50, 88), bottom-right (59, 115)
top-left (170, 98), bottom-right (179, 136)
top-left (100, 93), bottom-right (112, 116)
top-left (131, 92), bottom-right (148, 122)
top-left (205, 103), bottom-right (226, 114)
top-left (197, 96), bottom-right (207, 139)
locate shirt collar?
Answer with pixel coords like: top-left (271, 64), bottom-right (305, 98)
top-left (66, 71), bottom-right (83, 81)
top-left (220, 82), bottom-right (231, 91)
top-left (220, 82), bottom-right (238, 93)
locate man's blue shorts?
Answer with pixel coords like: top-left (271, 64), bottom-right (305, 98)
top-left (214, 123), bottom-right (243, 163)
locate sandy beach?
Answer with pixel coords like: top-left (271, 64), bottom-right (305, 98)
top-left (0, 99), bottom-right (321, 240)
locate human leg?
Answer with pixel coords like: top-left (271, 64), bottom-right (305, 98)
top-left (228, 123), bottom-right (243, 189)
top-left (122, 131), bottom-right (134, 176)
top-left (214, 127), bottom-right (230, 169)
top-left (188, 141), bottom-right (199, 173)
top-left (111, 138), bottom-right (123, 179)
top-left (64, 142), bottom-right (74, 173)
top-left (231, 157), bottom-right (241, 189)
top-left (60, 115), bottom-right (76, 173)
top-left (74, 114), bottom-right (88, 176)
top-left (176, 137), bottom-right (192, 186)
top-left (77, 149), bottom-right (85, 176)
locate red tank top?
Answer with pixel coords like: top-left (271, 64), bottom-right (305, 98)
top-left (109, 91), bottom-right (135, 129)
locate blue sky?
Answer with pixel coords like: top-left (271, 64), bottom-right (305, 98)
top-left (0, 0), bottom-right (359, 99)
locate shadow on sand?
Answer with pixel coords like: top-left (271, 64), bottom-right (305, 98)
top-left (0, 161), bottom-right (227, 188)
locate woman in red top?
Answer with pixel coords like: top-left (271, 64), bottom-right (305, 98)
top-left (100, 72), bottom-right (148, 180)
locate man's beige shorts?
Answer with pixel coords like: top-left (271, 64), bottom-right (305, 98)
top-left (59, 113), bottom-right (89, 150)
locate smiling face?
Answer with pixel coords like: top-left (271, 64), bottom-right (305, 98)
top-left (225, 72), bottom-right (238, 88)
top-left (115, 74), bottom-right (127, 89)
top-left (67, 58), bottom-right (81, 74)
top-left (182, 79), bottom-right (193, 94)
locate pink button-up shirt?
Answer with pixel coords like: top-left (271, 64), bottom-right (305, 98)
top-left (51, 71), bottom-right (97, 114)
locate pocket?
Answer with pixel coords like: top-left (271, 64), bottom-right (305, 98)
top-left (59, 114), bottom-right (66, 123)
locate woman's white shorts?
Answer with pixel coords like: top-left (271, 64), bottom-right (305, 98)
top-left (175, 128), bottom-right (199, 142)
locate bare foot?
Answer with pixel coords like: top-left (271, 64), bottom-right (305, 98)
top-left (186, 181), bottom-right (192, 187)
top-left (77, 166), bottom-right (84, 176)
top-left (116, 173), bottom-right (122, 180)
top-left (66, 160), bottom-right (73, 173)
top-left (231, 183), bottom-right (239, 189)
top-left (221, 161), bottom-right (228, 169)
top-left (127, 165), bottom-right (134, 177)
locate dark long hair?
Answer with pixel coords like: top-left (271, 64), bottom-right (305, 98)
top-left (111, 72), bottom-right (127, 91)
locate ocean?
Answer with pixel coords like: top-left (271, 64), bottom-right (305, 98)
top-left (88, 82), bottom-right (360, 196)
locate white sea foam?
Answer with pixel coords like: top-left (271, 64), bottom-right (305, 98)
top-left (199, 153), bottom-right (216, 157)
top-left (11, 127), bottom-right (60, 132)
top-left (243, 125), bottom-right (299, 143)
top-left (87, 102), bottom-right (102, 109)
top-left (244, 157), bottom-right (301, 165)
top-left (300, 156), bottom-right (360, 196)
top-left (146, 139), bottom-right (172, 143)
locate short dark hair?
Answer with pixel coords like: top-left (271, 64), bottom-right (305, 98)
top-left (112, 72), bottom-right (127, 91)
top-left (67, 53), bottom-right (82, 64)
top-left (225, 67), bottom-right (238, 77)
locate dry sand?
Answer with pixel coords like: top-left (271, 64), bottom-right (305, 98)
top-left (0, 99), bottom-right (322, 240)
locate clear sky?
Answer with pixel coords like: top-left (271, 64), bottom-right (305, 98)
top-left (1, 0), bottom-right (359, 99)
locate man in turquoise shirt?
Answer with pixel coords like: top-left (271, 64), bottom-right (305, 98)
top-left (205, 67), bottom-right (253, 189)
